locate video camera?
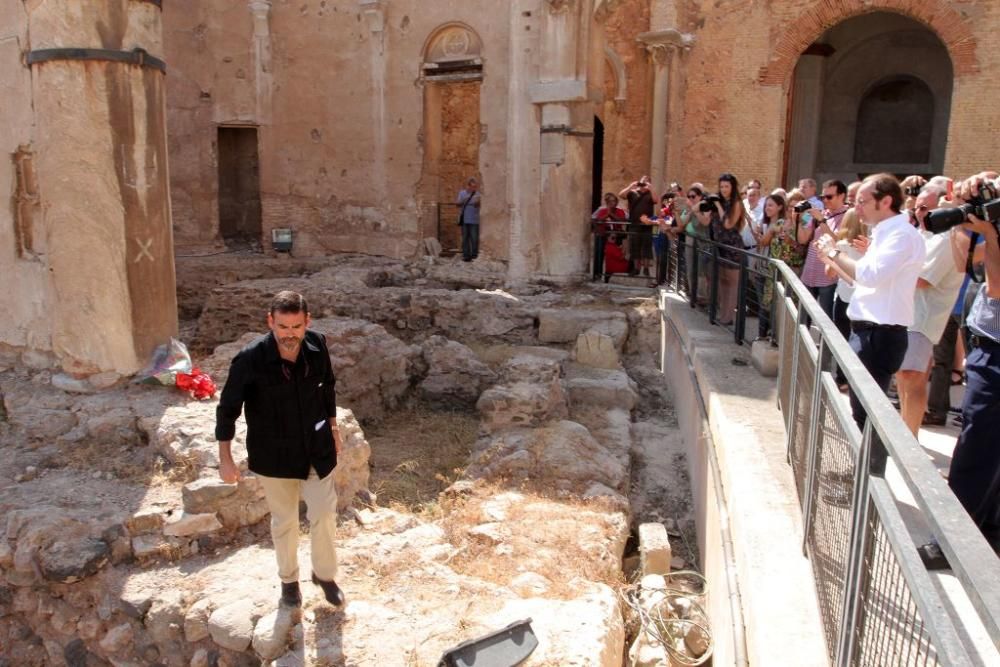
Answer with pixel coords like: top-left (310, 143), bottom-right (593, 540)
top-left (925, 181), bottom-right (1000, 234)
top-left (698, 193), bottom-right (723, 213)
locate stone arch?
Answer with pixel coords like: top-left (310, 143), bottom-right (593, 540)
top-left (421, 22), bottom-right (483, 70)
top-left (757, 0), bottom-right (978, 86)
top-left (603, 45), bottom-right (627, 105)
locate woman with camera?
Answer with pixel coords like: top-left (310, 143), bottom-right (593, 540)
top-left (695, 173), bottom-right (747, 325)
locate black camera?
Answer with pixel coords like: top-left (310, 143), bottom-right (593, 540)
top-left (904, 185), bottom-right (923, 197)
top-left (925, 182), bottom-right (1000, 234)
top-left (793, 200), bottom-right (812, 214)
top-left (699, 193), bottom-right (723, 213)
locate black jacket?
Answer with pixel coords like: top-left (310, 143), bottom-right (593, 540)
top-left (215, 330), bottom-right (338, 479)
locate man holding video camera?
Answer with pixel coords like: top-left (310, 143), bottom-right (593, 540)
top-left (935, 173), bottom-right (1000, 564)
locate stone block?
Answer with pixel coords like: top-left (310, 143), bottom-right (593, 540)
top-left (181, 478), bottom-right (238, 513)
top-left (538, 309), bottom-right (628, 347)
top-left (251, 607), bottom-right (296, 660)
top-left (751, 339), bottom-right (780, 377)
top-left (163, 512), bottom-right (222, 537)
top-left (575, 330), bottom-right (620, 369)
top-left (126, 510), bottom-right (165, 536)
top-left (51, 373), bottom-right (96, 394)
top-left (638, 523), bottom-right (672, 576)
top-left (208, 599), bottom-right (257, 651)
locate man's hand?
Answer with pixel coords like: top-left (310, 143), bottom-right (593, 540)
top-left (219, 454), bottom-right (241, 484)
top-left (851, 236), bottom-right (870, 255)
top-left (962, 214), bottom-right (998, 240)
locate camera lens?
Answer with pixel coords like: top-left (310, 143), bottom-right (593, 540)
top-left (793, 201), bottom-right (811, 214)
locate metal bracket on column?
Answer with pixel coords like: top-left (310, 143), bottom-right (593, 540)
top-left (26, 48), bottom-right (166, 73)
top-left (133, 0), bottom-right (163, 8)
top-left (540, 125), bottom-right (594, 137)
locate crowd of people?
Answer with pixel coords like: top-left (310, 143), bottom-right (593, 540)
top-left (592, 170), bottom-right (1000, 566)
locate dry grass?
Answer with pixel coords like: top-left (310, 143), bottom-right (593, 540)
top-left (61, 439), bottom-right (199, 485)
top-left (365, 401), bottom-right (479, 515)
top-left (438, 481), bottom-right (627, 599)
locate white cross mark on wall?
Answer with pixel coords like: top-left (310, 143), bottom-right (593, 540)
top-left (134, 238), bottom-right (154, 263)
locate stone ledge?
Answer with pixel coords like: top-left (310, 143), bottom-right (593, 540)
top-left (659, 293), bottom-right (827, 667)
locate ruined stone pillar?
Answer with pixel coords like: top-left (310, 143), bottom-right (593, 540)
top-left (637, 30), bottom-right (690, 191)
top-left (248, 1), bottom-right (273, 126)
top-left (23, 0), bottom-right (177, 376)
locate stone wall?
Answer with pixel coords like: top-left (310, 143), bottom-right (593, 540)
top-left (668, 0), bottom-right (998, 189)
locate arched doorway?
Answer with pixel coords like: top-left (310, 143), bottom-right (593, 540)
top-left (418, 24), bottom-right (483, 255)
top-left (785, 12), bottom-right (953, 184)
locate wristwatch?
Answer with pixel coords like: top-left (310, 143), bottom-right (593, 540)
top-left (825, 247), bottom-right (840, 259)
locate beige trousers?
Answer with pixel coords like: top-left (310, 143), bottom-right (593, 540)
top-left (257, 468), bottom-right (338, 583)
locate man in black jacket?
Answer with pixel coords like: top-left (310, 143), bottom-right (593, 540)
top-left (215, 291), bottom-right (345, 608)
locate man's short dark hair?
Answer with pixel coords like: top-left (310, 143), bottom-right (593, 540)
top-left (864, 173), bottom-right (904, 213)
top-left (270, 290), bottom-right (309, 316)
top-left (822, 179), bottom-right (848, 196)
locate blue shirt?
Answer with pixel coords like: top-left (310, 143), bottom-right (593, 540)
top-left (967, 287), bottom-right (1000, 343)
top-left (457, 189), bottom-right (481, 225)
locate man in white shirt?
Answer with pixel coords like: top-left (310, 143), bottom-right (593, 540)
top-left (817, 173), bottom-right (927, 428)
top-left (894, 187), bottom-right (965, 435)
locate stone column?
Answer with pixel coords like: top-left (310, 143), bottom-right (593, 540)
top-left (786, 55), bottom-right (825, 185)
top-left (248, 1), bottom-right (273, 126)
top-left (637, 30), bottom-right (691, 190)
top-left (25, 0), bottom-right (177, 376)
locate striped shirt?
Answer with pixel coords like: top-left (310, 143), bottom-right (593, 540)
top-left (966, 286), bottom-right (1000, 343)
top-left (801, 207), bottom-right (848, 288)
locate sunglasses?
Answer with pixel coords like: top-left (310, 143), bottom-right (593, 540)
top-left (687, 194), bottom-right (698, 199)
top-left (821, 194), bottom-right (838, 201)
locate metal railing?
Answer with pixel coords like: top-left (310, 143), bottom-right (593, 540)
top-left (651, 235), bottom-right (1000, 664)
top-left (772, 262), bottom-right (999, 665)
top-left (592, 226), bottom-right (774, 346)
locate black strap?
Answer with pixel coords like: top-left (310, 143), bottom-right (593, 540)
top-left (966, 232), bottom-right (984, 284)
top-left (458, 192), bottom-right (474, 223)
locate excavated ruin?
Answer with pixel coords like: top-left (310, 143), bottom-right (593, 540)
top-left (0, 254), bottom-right (704, 666)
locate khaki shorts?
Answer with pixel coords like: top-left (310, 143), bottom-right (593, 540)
top-left (899, 331), bottom-right (934, 373)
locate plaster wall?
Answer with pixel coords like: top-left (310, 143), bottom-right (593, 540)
top-left (0, 0), bottom-right (51, 356)
top-left (164, 1), bottom-right (513, 261)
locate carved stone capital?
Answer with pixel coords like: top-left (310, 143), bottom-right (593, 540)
top-left (593, 0), bottom-right (622, 23)
top-left (636, 29), bottom-right (694, 65)
top-left (247, 0), bottom-right (271, 17)
top-left (546, 0), bottom-right (574, 15)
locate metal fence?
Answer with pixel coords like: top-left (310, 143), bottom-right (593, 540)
top-left (771, 261), bottom-right (1000, 665)
top-left (591, 226), bottom-right (773, 347)
top-left (646, 232), bottom-right (1000, 664)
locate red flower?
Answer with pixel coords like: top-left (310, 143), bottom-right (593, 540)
top-left (175, 368), bottom-right (217, 400)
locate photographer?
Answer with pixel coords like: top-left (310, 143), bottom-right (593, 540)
top-left (932, 173), bottom-right (1000, 566)
top-left (816, 173), bottom-right (927, 429)
top-left (620, 176), bottom-right (657, 277)
top-left (694, 173), bottom-right (746, 325)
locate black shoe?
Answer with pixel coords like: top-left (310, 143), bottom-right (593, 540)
top-left (922, 413), bottom-right (947, 427)
top-left (312, 573), bottom-right (345, 606)
top-left (917, 542), bottom-right (950, 571)
top-left (280, 581), bottom-right (302, 607)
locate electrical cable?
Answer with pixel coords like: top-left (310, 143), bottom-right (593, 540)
top-left (619, 570), bottom-right (714, 666)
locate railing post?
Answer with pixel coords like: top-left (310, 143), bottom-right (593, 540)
top-left (735, 253), bottom-right (748, 344)
top-left (835, 422), bottom-right (880, 667)
top-left (690, 238), bottom-right (700, 308)
top-left (709, 244), bottom-right (720, 324)
top-left (801, 336), bottom-right (831, 554)
top-left (785, 288), bottom-right (805, 464)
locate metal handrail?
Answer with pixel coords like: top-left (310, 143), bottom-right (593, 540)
top-left (770, 261), bottom-right (1000, 665)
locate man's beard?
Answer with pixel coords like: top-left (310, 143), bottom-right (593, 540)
top-left (279, 336), bottom-right (302, 351)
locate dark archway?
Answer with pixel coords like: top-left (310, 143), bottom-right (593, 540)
top-left (591, 116), bottom-right (605, 213)
top-left (854, 76), bottom-right (934, 167)
top-left (785, 12), bottom-right (953, 184)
